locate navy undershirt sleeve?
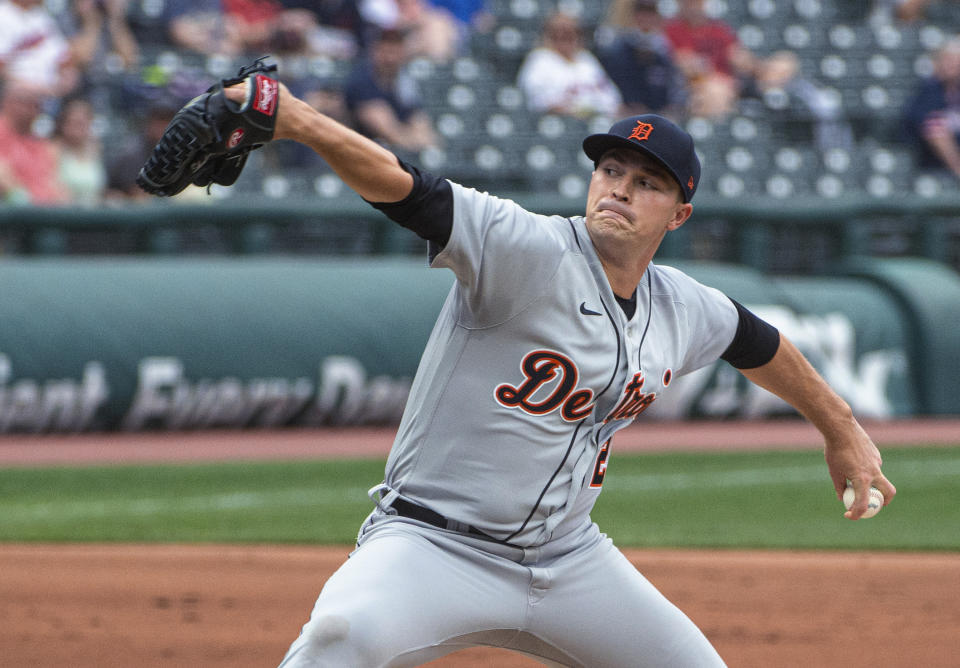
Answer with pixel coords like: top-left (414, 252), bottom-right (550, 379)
top-left (366, 158), bottom-right (454, 247)
top-left (720, 299), bottom-right (781, 369)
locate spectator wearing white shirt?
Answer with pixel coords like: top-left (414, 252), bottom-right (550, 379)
top-left (0, 0), bottom-right (77, 96)
top-left (517, 11), bottom-right (622, 119)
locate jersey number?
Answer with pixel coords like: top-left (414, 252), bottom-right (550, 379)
top-left (590, 439), bottom-right (611, 488)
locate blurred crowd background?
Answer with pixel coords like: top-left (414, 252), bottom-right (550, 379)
top-left (1, 0), bottom-right (960, 210)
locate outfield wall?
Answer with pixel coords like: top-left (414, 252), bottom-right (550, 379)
top-left (0, 256), bottom-right (956, 432)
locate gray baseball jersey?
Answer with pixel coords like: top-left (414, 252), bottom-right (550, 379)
top-left (279, 181), bottom-right (736, 667)
top-left (379, 182), bottom-right (737, 547)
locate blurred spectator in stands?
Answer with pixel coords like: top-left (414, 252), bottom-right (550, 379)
top-left (62, 0), bottom-right (139, 74)
top-left (396, 0), bottom-right (462, 61)
top-left (871, 0), bottom-right (960, 23)
top-left (125, 0), bottom-right (178, 50)
top-left (596, 0), bottom-right (688, 120)
top-left (343, 27), bottom-right (439, 153)
top-left (289, 0), bottom-right (363, 34)
top-left (168, 0), bottom-right (354, 59)
top-left (0, 79), bottom-right (67, 204)
top-left (429, 0), bottom-right (494, 37)
top-left (164, 0), bottom-right (245, 56)
top-left (52, 96), bottom-right (106, 206)
top-left (747, 50), bottom-right (853, 152)
top-left (360, 0), bottom-right (462, 62)
top-left (516, 11), bottom-right (622, 119)
top-left (277, 0), bottom-right (361, 58)
top-left (663, 0), bottom-right (758, 118)
top-left (105, 100), bottom-right (175, 201)
top-left (0, 0), bottom-right (80, 97)
top-left (224, 0), bottom-right (339, 58)
top-left (903, 37), bottom-right (960, 180)
top-left (224, 0), bottom-right (285, 55)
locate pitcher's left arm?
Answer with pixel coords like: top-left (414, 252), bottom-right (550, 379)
top-left (738, 335), bottom-right (896, 520)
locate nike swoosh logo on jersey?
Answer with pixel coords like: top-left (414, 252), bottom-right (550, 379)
top-left (579, 302), bottom-right (602, 316)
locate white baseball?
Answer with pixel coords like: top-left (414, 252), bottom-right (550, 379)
top-left (843, 485), bottom-right (884, 519)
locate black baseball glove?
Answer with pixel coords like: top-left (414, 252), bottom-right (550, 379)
top-left (136, 58), bottom-right (280, 197)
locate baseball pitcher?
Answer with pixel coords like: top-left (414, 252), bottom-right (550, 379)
top-left (139, 61), bottom-right (896, 667)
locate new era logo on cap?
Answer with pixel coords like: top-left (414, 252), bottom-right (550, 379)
top-left (582, 114), bottom-right (701, 202)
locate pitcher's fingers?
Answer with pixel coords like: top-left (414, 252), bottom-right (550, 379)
top-left (874, 476), bottom-right (897, 506)
top-left (844, 478), bottom-right (871, 520)
top-left (829, 468), bottom-right (847, 500)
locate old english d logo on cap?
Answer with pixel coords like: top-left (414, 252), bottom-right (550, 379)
top-left (628, 120), bottom-right (654, 142)
top-left (582, 113), bottom-right (701, 203)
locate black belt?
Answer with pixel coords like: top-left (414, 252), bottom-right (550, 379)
top-left (391, 497), bottom-right (492, 539)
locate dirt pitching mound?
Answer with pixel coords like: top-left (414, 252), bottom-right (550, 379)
top-left (1, 543), bottom-right (957, 667)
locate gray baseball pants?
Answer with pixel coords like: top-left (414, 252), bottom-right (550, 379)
top-left (278, 518), bottom-right (726, 667)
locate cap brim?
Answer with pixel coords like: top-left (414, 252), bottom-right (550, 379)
top-left (582, 134), bottom-right (690, 202)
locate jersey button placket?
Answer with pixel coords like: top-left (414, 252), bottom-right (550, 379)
top-left (625, 321), bottom-right (641, 371)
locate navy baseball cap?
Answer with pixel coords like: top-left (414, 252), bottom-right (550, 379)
top-left (583, 114), bottom-right (701, 202)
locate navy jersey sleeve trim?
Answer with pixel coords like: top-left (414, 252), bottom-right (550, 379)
top-left (720, 299), bottom-right (781, 369)
top-left (366, 158), bottom-right (454, 247)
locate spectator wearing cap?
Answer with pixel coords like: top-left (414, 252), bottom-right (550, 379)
top-left (596, 0), bottom-right (688, 120)
top-left (343, 27), bottom-right (439, 153)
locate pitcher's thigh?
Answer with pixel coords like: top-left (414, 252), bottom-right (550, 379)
top-left (279, 527), bottom-right (527, 668)
top-left (533, 541), bottom-right (726, 668)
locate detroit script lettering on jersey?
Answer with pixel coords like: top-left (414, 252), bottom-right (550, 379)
top-left (605, 371), bottom-right (659, 422)
top-left (494, 349), bottom-right (596, 422)
top-left (495, 353), bottom-right (669, 424)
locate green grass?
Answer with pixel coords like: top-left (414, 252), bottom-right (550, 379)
top-left (592, 446), bottom-right (960, 550)
top-left (0, 447), bottom-right (957, 550)
top-left (0, 459), bottom-right (384, 543)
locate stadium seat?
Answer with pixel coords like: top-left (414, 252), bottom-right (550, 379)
top-left (765, 173), bottom-right (804, 198)
top-left (913, 171), bottom-right (958, 198)
top-left (725, 144), bottom-right (766, 173)
top-left (487, 0), bottom-right (550, 26)
top-left (792, 0), bottom-right (829, 21)
top-left (781, 23), bottom-right (829, 51)
top-left (813, 173), bottom-right (853, 198)
top-left (711, 172), bottom-right (757, 198)
top-left (737, 23), bottom-right (781, 52)
top-left (861, 148), bottom-right (913, 198)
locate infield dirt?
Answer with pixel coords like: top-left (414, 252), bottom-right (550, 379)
top-left (1, 543), bottom-right (957, 667)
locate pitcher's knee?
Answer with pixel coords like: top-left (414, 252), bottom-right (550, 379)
top-left (305, 614), bottom-right (351, 648)
top-left (292, 612), bottom-right (386, 666)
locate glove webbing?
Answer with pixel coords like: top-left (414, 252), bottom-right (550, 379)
top-left (137, 108), bottom-right (215, 196)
